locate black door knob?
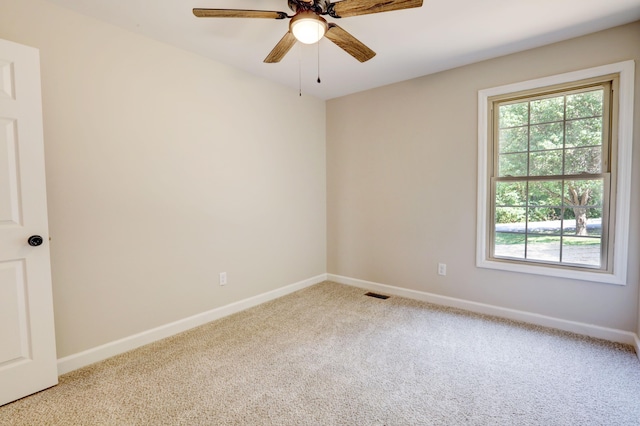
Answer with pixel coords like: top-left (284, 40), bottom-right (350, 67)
top-left (28, 235), bottom-right (44, 246)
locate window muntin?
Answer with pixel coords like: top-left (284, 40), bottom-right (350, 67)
top-left (489, 81), bottom-right (613, 271)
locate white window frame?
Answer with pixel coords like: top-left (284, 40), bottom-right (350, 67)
top-left (476, 61), bottom-right (634, 285)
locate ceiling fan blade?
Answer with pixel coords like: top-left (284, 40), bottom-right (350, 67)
top-left (330, 0), bottom-right (423, 18)
top-left (325, 24), bottom-right (375, 63)
top-left (193, 8), bottom-right (288, 19)
top-left (264, 32), bottom-right (297, 63)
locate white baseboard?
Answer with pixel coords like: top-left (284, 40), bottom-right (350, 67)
top-left (327, 274), bottom-right (639, 348)
top-left (57, 274), bottom-right (327, 375)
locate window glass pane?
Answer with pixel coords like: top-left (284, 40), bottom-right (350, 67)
top-left (496, 181), bottom-right (526, 206)
top-left (562, 180), bottom-right (603, 240)
top-left (563, 179), bottom-right (604, 209)
top-left (494, 203), bottom-right (526, 259)
top-left (499, 102), bottom-right (529, 128)
top-left (530, 96), bottom-right (564, 124)
top-left (495, 206), bottom-right (526, 225)
top-left (527, 208), bottom-right (561, 233)
top-left (526, 235), bottom-right (560, 262)
top-left (498, 153), bottom-right (527, 177)
top-left (566, 90), bottom-right (603, 119)
top-left (562, 212), bottom-right (602, 236)
top-left (530, 122), bottom-right (563, 151)
top-left (528, 180), bottom-right (562, 206)
top-left (499, 127), bottom-right (528, 153)
top-left (564, 179), bottom-right (604, 208)
top-left (529, 150), bottom-right (562, 176)
top-left (566, 117), bottom-right (603, 148)
top-left (494, 232), bottom-right (525, 259)
top-left (565, 147), bottom-right (602, 174)
top-left (561, 236), bottom-right (601, 267)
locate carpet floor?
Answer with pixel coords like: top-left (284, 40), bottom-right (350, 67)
top-left (1, 281), bottom-right (639, 425)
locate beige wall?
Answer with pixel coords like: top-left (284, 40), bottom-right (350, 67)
top-left (0, 0), bottom-right (326, 357)
top-left (327, 22), bottom-right (640, 332)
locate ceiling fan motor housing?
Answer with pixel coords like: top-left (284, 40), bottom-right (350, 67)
top-left (288, 0), bottom-right (334, 15)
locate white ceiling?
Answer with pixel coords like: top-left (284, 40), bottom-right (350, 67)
top-left (45, 0), bottom-right (640, 100)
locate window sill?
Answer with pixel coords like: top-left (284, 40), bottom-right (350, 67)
top-left (476, 257), bottom-right (625, 285)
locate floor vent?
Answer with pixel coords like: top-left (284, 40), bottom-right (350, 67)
top-left (364, 292), bottom-right (390, 300)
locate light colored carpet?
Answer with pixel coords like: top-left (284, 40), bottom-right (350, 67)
top-left (1, 281), bottom-right (639, 425)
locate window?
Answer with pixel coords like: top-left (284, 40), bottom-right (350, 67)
top-left (477, 62), bottom-right (634, 285)
top-left (493, 81), bottom-right (612, 269)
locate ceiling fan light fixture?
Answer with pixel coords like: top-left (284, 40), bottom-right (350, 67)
top-left (290, 11), bottom-right (327, 44)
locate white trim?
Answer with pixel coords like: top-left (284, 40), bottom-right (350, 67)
top-left (476, 60), bottom-right (635, 285)
top-left (57, 274), bottom-right (327, 375)
top-left (635, 334), bottom-right (640, 363)
top-left (327, 274), bottom-right (638, 347)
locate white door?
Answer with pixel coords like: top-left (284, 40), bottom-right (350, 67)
top-left (0, 38), bottom-right (57, 406)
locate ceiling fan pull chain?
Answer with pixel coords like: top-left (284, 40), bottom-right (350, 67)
top-left (317, 35), bottom-right (321, 83)
top-left (317, 23), bottom-right (321, 84)
top-left (298, 44), bottom-right (302, 96)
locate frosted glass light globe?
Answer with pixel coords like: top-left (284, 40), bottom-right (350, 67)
top-left (290, 12), bottom-right (327, 44)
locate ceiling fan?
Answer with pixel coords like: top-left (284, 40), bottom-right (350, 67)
top-left (193, 0), bottom-right (423, 63)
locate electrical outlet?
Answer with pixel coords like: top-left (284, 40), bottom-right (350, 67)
top-left (438, 263), bottom-right (447, 276)
top-left (219, 272), bottom-right (227, 286)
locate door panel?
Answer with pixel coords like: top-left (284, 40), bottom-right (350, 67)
top-left (0, 118), bottom-right (21, 225)
top-left (0, 38), bottom-right (57, 406)
top-left (0, 260), bottom-right (29, 365)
